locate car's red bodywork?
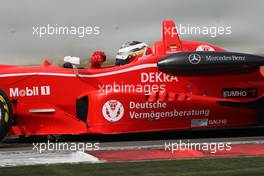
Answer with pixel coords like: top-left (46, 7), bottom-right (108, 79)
top-left (1, 20), bottom-right (264, 137)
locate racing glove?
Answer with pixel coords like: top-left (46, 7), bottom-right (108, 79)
top-left (90, 51), bottom-right (106, 68)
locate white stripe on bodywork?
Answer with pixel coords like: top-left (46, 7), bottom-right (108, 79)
top-left (0, 63), bottom-right (157, 78)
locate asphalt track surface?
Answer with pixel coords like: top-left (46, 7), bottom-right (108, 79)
top-left (1, 127), bottom-right (264, 150)
top-left (1, 128), bottom-right (264, 166)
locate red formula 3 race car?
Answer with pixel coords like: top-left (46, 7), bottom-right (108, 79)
top-left (1, 20), bottom-right (264, 141)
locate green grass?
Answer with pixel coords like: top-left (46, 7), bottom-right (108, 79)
top-left (1, 156), bottom-right (264, 176)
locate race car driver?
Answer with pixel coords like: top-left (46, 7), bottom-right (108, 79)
top-left (90, 41), bottom-right (152, 68)
top-left (115, 41), bottom-right (152, 65)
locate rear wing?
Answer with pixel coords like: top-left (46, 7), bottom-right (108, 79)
top-left (154, 20), bottom-right (182, 55)
top-left (162, 20), bottom-right (182, 52)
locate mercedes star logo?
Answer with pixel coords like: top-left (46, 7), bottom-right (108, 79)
top-left (188, 53), bottom-right (202, 64)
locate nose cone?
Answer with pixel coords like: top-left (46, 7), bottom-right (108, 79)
top-left (157, 56), bottom-right (171, 69)
top-left (157, 52), bottom-right (194, 74)
top-left (157, 52), bottom-right (264, 75)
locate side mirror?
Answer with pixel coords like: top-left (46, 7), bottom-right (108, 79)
top-left (64, 56), bottom-right (80, 65)
top-left (63, 56), bottom-right (80, 76)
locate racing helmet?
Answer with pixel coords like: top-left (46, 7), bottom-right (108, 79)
top-left (115, 41), bottom-right (151, 65)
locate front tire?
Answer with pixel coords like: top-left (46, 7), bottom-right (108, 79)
top-left (0, 89), bottom-right (13, 142)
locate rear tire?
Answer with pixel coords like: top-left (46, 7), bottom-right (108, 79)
top-left (0, 89), bottom-right (13, 142)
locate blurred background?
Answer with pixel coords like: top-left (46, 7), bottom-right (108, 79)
top-left (0, 0), bottom-right (263, 65)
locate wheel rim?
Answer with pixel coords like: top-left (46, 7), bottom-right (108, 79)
top-left (0, 95), bottom-right (9, 123)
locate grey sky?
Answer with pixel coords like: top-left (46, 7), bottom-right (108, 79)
top-left (0, 0), bottom-right (263, 65)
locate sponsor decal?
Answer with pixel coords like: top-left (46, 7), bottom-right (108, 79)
top-left (209, 119), bottom-right (227, 125)
top-left (205, 55), bottom-right (246, 62)
top-left (129, 101), bottom-right (210, 121)
top-left (196, 45), bottom-right (215, 51)
top-left (130, 101), bottom-right (167, 109)
top-left (191, 119), bottom-right (208, 127)
top-left (222, 88), bottom-right (258, 98)
top-left (188, 53), bottom-right (201, 64)
top-left (141, 72), bottom-right (178, 83)
top-left (9, 86), bottom-right (50, 97)
top-left (102, 100), bottom-right (124, 122)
